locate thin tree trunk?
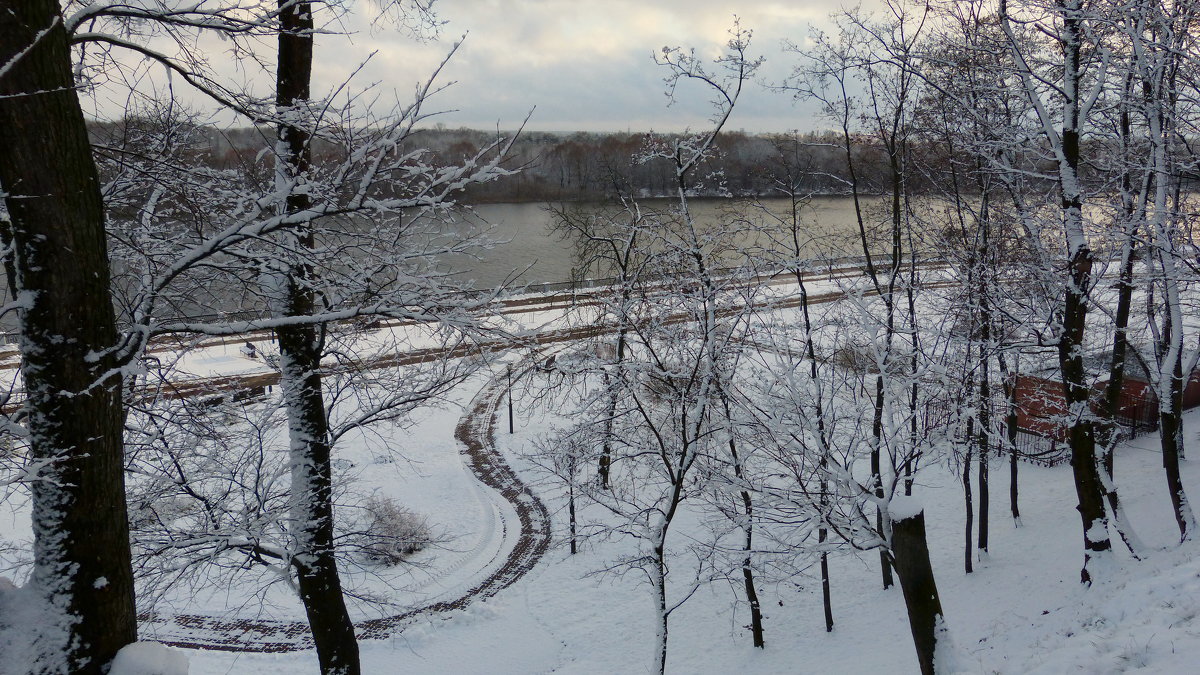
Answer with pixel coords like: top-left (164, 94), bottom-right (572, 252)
top-left (1103, 217), bottom-right (1137, 482)
top-left (997, 353), bottom-right (1021, 525)
top-left (0, 1), bottom-right (137, 670)
top-left (1009, 416), bottom-right (1020, 524)
top-left (1160, 356), bottom-right (1194, 542)
top-left (1144, 49), bottom-right (1196, 543)
top-left (871, 373), bottom-right (894, 589)
top-left (568, 480), bottom-right (577, 555)
top-left (1088, 140), bottom-right (1143, 556)
top-left (653, 547), bottom-right (668, 675)
top-left (721, 391), bottom-right (764, 647)
top-left (963, 413), bottom-right (974, 575)
top-left (820, 539), bottom-right (834, 632)
top-left (1099, 77), bottom-right (1138, 507)
top-left (977, 335), bottom-right (990, 557)
top-left (275, 2), bottom-right (359, 672)
top-left (598, 327), bottom-right (628, 488)
top-left (976, 188), bottom-right (992, 556)
top-left (838, 82), bottom-right (894, 590)
top-left (1059, 0), bottom-right (1113, 583)
top-left (741, 520), bottom-right (765, 648)
top-left (791, 239), bottom-right (834, 632)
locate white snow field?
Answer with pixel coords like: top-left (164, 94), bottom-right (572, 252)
top-left (182, 375), bottom-right (1200, 675)
top-left (3, 275), bottom-right (1198, 674)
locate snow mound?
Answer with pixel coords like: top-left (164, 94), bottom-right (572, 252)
top-left (889, 495), bottom-right (924, 521)
top-left (109, 642), bottom-right (189, 675)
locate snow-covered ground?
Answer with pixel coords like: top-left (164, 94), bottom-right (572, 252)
top-left (182, 374), bottom-right (1200, 674)
top-left (5, 272), bottom-right (1199, 673)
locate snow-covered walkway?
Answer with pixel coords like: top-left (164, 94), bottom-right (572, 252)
top-left (138, 366), bottom-right (550, 651)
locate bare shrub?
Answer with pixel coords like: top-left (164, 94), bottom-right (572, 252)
top-left (347, 497), bottom-right (432, 566)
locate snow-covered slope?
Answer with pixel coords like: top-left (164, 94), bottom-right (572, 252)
top-left (183, 395), bottom-right (1200, 675)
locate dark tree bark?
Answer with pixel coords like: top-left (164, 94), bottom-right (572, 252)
top-left (1061, 246), bottom-right (1112, 584)
top-left (977, 310), bottom-right (991, 556)
top-left (963, 412), bottom-right (974, 576)
top-left (274, 1), bottom-right (360, 672)
top-left (976, 189), bottom-right (992, 556)
top-left (786, 199), bottom-right (833, 632)
top-left (568, 480), bottom-right (577, 554)
top-left (1160, 352), bottom-right (1191, 542)
top-left (721, 393), bottom-right (764, 648)
top-left (998, 0), bottom-right (1113, 584)
top-left (891, 509), bottom-right (948, 675)
top-left (997, 353), bottom-right (1021, 524)
top-left (1057, 0), bottom-right (1113, 583)
top-left (1098, 74), bottom-right (1139, 524)
top-left (838, 101), bottom-right (894, 591)
top-left (0, 0), bottom-right (137, 670)
top-left (598, 325), bottom-right (628, 488)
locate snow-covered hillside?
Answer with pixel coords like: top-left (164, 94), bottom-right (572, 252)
top-left (177, 370), bottom-right (1200, 675)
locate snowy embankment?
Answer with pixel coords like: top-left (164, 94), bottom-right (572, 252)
top-left (186, 398), bottom-right (1200, 674)
top-left (7, 271), bottom-right (1198, 673)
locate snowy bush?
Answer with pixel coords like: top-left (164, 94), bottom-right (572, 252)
top-left (347, 497), bottom-right (432, 566)
top-left (829, 341), bottom-right (878, 374)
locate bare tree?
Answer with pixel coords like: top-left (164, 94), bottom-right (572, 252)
top-left (996, 0), bottom-right (1116, 584)
top-left (788, 1), bottom-right (931, 590)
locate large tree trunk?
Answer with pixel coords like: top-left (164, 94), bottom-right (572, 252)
top-left (277, 316), bottom-right (359, 674)
top-left (1061, 246), bottom-right (1112, 584)
top-left (275, 2), bottom-right (359, 672)
top-left (891, 507), bottom-right (949, 675)
top-left (1061, 245), bottom-right (1112, 584)
top-left (0, 1), bottom-right (137, 671)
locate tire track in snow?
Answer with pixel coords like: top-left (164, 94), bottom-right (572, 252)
top-left (139, 369), bottom-right (551, 653)
top-left (134, 262), bottom-right (941, 651)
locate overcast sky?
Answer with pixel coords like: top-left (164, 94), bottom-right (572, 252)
top-left (341, 0), bottom-right (877, 132)
top-left (89, 1), bottom-right (878, 133)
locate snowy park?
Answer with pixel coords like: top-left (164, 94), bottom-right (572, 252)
top-left (5, 1), bottom-right (1200, 674)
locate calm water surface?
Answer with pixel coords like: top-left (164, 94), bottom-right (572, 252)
top-left (444, 196), bottom-right (887, 290)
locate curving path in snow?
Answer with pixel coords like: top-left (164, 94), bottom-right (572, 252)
top-left (127, 260), bottom-right (921, 652)
top-left (138, 370), bottom-right (551, 653)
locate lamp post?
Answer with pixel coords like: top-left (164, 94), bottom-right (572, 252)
top-left (507, 363), bottom-right (514, 434)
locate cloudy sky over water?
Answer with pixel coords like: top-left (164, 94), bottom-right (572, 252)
top-left (338, 0), bottom-right (874, 132)
top-left (91, 1), bottom-right (881, 133)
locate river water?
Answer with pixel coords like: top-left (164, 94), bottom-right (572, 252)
top-left (0, 196), bottom-right (878, 335)
top-left (443, 196), bottom-right (886, 291)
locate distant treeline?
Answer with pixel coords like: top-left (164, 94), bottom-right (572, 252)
top-left (90, 121), bottom-right (1167, 204)
top-left (86, 121), bottom-right (897, 203)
